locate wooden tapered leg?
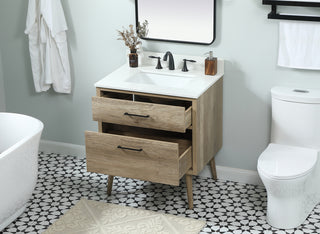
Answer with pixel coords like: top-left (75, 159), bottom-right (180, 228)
top-left (186, 175), bottom-right (193, 209)
top-left (210, 158), bottom-right (218, 180)
top-left (107, 176), bottom-right (114, 196)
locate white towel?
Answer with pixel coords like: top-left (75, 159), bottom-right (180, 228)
top-left (25, 0), bottom-right (71, 93)
top-left (278, 21), bottom-right (320, 70)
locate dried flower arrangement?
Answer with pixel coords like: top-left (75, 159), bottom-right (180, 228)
top-left (117, 20), bottom-right (148, 53)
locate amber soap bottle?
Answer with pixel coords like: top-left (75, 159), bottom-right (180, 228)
top-left (205, 51), bottom-right (217, 76)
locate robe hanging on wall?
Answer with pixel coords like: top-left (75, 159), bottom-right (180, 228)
top-left (25, 0), bottom-right (71, 93)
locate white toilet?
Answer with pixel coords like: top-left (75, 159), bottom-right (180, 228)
top-left (258, 86), bottom-right (320, 229)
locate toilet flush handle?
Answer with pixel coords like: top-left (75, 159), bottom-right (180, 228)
top-left (293, 89), bottom-right (309, 93)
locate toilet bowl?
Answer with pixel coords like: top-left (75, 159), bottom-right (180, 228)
top-left (258, 86), bottom-right (320, 229)
top-left (258, 143), bottom-right (319, 229)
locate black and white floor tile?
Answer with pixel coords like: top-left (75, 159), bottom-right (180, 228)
top-left (3, 152), bottom-right (320, 234)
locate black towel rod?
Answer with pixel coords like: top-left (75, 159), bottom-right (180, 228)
top-left (263, 0), bottom-right (320, 7)
top-left (262, 0), bottom-right (320, 22)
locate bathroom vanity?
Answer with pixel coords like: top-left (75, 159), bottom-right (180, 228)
top-left (85, 52), bottom-right (224, 209)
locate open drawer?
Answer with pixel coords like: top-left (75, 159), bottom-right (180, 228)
top-left (85, 127), bottom-right (192, 186)
top-left (92, 91), bottom-right (192, 133)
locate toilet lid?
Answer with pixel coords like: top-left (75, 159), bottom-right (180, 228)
top-left (258, 143), bottom-right (318, 180)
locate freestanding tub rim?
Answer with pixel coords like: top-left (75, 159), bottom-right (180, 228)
top-left (0, 112), bottom-right (44, 159)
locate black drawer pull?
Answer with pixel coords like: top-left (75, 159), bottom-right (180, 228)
top-left (117, 145), bottom-right (143, 152)
top-left (124, 112), bottom-right (150, 118)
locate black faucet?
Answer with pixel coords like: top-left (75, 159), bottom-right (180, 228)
top-left (163, 51), bottom-right (175, 70)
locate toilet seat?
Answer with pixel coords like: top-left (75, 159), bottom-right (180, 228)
top-left (258, 143), bottom-right (318, 180)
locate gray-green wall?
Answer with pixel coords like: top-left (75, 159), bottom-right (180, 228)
top-left (0, 50), bottom-right (5, 111)
top-left (0, 0), bottom-right (319, 171)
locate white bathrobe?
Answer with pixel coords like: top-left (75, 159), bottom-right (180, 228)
top-left (25, 0), bottom-right (71, 93)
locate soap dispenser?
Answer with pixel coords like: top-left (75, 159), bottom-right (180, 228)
top-left (205, 51), bottom-right (217, 76)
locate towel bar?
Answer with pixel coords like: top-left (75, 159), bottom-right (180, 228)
top-left (262, 0), bottom-right (320, 22)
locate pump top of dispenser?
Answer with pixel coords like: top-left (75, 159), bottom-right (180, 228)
top-left (204, 50), bottom-right (217, 61)
top-left (205, 51), bottom-right (215, 61)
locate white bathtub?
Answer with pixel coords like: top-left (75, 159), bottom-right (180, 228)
top-left (0, 113), bottom-right (43, 231)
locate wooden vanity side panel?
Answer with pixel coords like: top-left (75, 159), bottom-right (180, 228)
top-left (190, 77), bottom-right (223, 175)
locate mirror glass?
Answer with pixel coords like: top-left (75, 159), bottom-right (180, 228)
top-left (135, 0), bottom-right (216, 45)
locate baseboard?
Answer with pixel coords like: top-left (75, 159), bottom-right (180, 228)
top-left (39, 140), bottom-right (263, 186)
top-left (198, 165), bottom-right (263, 186)
top-left (39, 140), bottom-right (86, 159)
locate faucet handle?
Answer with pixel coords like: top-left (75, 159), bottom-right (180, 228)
top-left (149, 56), bottom-right (163, 69)
top-left (182, 59), bottom-right (196, 72)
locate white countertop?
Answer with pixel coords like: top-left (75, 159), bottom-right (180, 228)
top-left (95, 52), bottom-right (224, 99)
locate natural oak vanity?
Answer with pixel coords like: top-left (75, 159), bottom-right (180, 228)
top-left (85, 52), bottom-right (224, 209)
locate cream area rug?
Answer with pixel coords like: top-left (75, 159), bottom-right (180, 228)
top-left (44, 198), bottom-right (206, 234)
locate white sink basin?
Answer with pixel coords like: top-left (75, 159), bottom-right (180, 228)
top-left (125, 72), bottom-right (193, 89)
top-left (95, 53), bottom-right (224, 98)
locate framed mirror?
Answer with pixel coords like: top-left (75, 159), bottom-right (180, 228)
top-left (135, 0), bottom-right (216, 45)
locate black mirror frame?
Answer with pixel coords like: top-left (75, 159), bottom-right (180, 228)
top-left (135, 0), bottom-right (216, 45)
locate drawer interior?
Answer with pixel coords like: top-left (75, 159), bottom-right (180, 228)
top-left (102, 123), bottom-right (192, 155)
top-left (100, 90), bottom-right (192, 109)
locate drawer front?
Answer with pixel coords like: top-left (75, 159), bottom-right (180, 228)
top-left (85, 131), bottom-right (192, 186)
top-left (92, 97), bottom-right (191, 133)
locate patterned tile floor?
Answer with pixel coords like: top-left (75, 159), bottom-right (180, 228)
top-left (3, 152), bottom-right (320, 234)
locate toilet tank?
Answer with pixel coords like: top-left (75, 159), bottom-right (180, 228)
top-left (271, 87), bottom-right (320, 150)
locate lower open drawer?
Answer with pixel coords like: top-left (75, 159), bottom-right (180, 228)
top-left (85, 130), bottom-right (192, 186)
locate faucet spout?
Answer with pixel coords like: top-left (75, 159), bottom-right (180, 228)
top-left (163, 51), bottom-right (175, 70)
